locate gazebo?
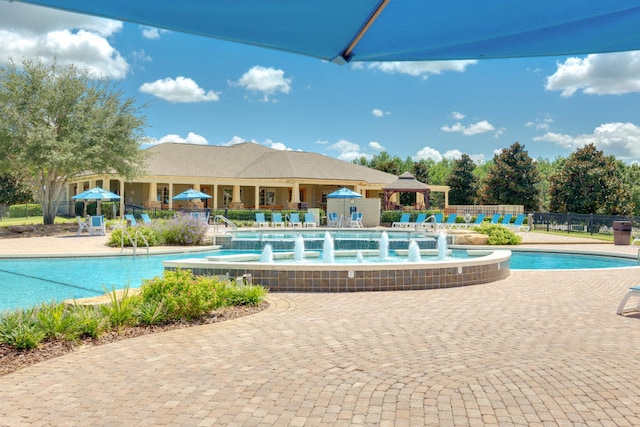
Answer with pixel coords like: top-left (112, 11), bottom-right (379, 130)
top-left (382, 172), bottom-right (430, 210)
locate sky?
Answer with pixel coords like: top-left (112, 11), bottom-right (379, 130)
top-left (1, 2), bottom-right (640, 165)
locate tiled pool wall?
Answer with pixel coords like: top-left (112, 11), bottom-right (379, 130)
top-left (215, 234), bottom-right (438, 251)
top-left (164, 250), bottom-right (511, 293)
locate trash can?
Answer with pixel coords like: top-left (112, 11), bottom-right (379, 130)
top-left (612, 221), bottom-right (632, 245)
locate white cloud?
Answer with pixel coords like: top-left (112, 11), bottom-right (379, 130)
top-left (546, 51), bottom-right (640, 97)
top-left (413, 146), bottom-right (443, 162)
top-left (223, 136), bottom-right (249, 146)
top-left (372, 108), bottom-right (390, 117)
top-left (452, 111), bottom-right (465, 120)
top-left (139, 77), bottom-right (220, 103)
top-left (326, 139), bottom-right (368, 161)
top-left (141, 26), bottom-right (168, 40)
top-left (413, 146), bottom-right (485, 164)
top-left (360, 60), bottom-right (477, 80)
top-left (441, 120), bottom-right (495, 136)
top-left (533, 122), bottom-right (640, 161)
top-left (233, 66), bottom-right (292, 102)
top-left (143, 132), bottom-right (209, 147)
top-left (369, 141), bottom-right (385, 152)
top-left (443, 149), bottom-right (464, 160)
top-left (222, 135), bottom-right (292, 151)
top-left (0, 2), bottom-right (128, 79)
top-left (526, 117), bottom-right (554, 131)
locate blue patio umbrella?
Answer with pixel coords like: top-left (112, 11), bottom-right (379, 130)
top-left (72, 186), bottom-right (121, 201)
top-left (15, 1), bottom-right (640, 63)
top-left (327, 187), bottom-right (362, 220)
top-left (172, 188), bottom-right (212, 200)
top-left (326, 187), bottom-right (363, 200)
top-left (72, 186), bottom-right (120, 216)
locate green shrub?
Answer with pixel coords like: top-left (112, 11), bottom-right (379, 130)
top-left (99, 286), bottom-right (139, 331)
top-left (140, 269), bottom-right (227, 321)
top-left (160, 214), bottom-right (208, 245)
top-left (67, 304), bottom-right (107, 339)
top-left (36, 301), bottom-right (82, 340)
top-left (473, 224), bottom-right (522, 245)
top-left (134, 300), bottom-right (167, 326)
top-left (9, 203), bottom-right (42, 218)
top-left (225, 284), bottom-right (268, 306)
top-left (108, 226), bottom-right (163, 247)
top-left (0, 308), bottom-right (46, 350)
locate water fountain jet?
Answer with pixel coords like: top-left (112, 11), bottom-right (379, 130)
top-left (408, 239), bottom-right (421, 262)
top-left (379, 231), bottom-right (389, 259)
top-left (437, 233), bottom-right (448, 260)
top-left (294, 235), bottom-right (305, 262)
top-left (322, 232), bottom-right (335, 263)
top-left (260, 243), bottom-right (274, 263)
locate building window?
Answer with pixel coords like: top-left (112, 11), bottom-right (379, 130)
top-left (260, 189), bottom-right (275, 206)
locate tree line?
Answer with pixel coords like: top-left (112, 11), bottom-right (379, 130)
top-left (355, 142), bottom-right (638, 215)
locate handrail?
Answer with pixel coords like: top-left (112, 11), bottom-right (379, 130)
top-left (213, 215), bottom-right (237, 232)
top-left (134, 228), bottom-right (150, 256)
top-left (119, 225), bottom-right (149, 257)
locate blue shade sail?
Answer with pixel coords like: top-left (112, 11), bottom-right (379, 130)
top-left (14, 0), bottom-right (640, 63)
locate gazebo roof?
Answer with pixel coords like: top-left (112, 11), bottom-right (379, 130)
top-left (382, 172), bottom-right (429, 192)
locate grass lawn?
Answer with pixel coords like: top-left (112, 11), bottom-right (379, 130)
top-left (0, 216), bottom-right (75, 226)
top-left (530, 228), bottom-right (614, 242)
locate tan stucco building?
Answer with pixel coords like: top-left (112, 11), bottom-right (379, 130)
top-left (68, 142), bottom-right (408, 216)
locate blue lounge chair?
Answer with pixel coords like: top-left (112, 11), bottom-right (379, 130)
top-left (89, 215), bottom-right (106, 236)
top-left (411, 213), bottom-right (428, 229)
top-left (271, 212), bottom-right (285, 228)
top-left (347, 211), bottom-right (363, 228)
top-left (255, 212), bottom-right (269, 227)
top-left (417, 213), bottom-right (442, 230)
top-left (327, 212), bottom-right (341, 227)
top-left (140, 213), bottom-right (152, 224)
top-left (439, 213), bottom-right (458, 229)
top-left (617, 286), bottom-right (640, 315)
top-left (507, 214), bottom-right (529, 232)
top-left (303, 212), bottom-right (317, 227)
top-left (489, 213), bottom-right (501, 224)
top-left (500, 214), bottom-right (513, 226)
top-left (392, 213), bottom-right (411, 228)
top-left (457, 213), bottom-right (485, 229)
top-left (288, 213), bottom-right (302, 228)
top-left (125, 214), bottom-right (137, 226)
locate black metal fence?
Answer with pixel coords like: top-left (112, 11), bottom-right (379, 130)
top-left (531, 212), bottom-right (640, 235)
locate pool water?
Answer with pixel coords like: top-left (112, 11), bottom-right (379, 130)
top-left (0, 250), bottom-right (637, 311)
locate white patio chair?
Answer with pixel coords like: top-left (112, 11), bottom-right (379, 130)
top-left (76, 216), bottom-right (89, 235)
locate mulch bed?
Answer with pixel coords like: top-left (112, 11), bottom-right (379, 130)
top-left (0, 303), bottom-right (268, 377)
top-left (0, 223), bottom-right (79, 238)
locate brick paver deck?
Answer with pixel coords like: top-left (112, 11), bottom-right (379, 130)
top-left (1, 231), bottom-right (639, 425)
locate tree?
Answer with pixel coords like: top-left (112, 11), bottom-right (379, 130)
top-left (0, 59), bottom-right (146, 224)
top-left (478, 142), bottom-right (540, 211)
top-left (446, 154), bottom-right (478, 205)
top-left (534, 156), bottom-right (563, 212)
top-left (549, 143), bottom-right (633, 215)
top-left (0, 171), bottom-right (33, 205)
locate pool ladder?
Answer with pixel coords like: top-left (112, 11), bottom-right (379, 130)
top-left (212, 215), bottom-right (237, 232)
top-left (120, 227), bottom-right (149, 257)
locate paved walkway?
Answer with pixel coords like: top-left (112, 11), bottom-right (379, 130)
top-left (1, 231), bottom-right (640, 426)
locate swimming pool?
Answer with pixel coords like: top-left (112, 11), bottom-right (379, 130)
top-left (1, 250), bottom-right (637, 311)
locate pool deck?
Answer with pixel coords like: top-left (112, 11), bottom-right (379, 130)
top-left (2, 230), bottom-right (640, 425)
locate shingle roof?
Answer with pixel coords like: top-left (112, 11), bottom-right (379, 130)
top-left (143, 142), bottom-right (397, 184)
top-left (382, 172), bottom-right (430, 191)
